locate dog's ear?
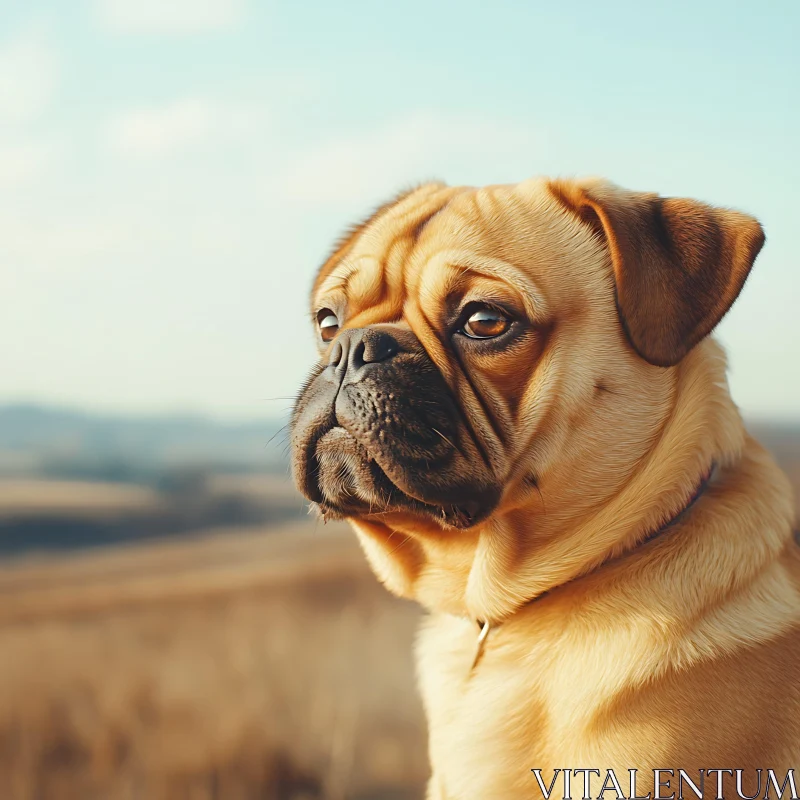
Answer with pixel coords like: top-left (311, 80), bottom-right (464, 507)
top-left (550, 179), bottom-right (765, 367)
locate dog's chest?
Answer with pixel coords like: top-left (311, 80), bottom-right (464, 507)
top-left (415, 612), bottom-right (661, 799)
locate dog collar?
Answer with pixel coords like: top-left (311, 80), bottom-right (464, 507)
top-left (469, 461), bottom-right (719, 671)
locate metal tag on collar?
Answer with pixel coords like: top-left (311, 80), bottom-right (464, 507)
top-left (471, 620), bottom-right (492, 671)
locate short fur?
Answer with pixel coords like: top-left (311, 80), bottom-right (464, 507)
top-left (290, 177), bottom-right (799, 799)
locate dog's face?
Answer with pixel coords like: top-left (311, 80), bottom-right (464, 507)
top-left (291, 177), bottom-right (763, 540)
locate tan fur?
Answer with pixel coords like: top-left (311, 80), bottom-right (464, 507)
top-left (305, 177), bottom-right (800, 798)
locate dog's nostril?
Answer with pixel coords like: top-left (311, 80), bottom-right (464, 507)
top-left (361, 332), bottom-right (398, 364)
top-left (333, 329), bottom-right (399, 376)
top-left (350, 340), bottom-right (367, 370)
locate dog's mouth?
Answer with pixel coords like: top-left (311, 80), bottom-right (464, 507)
top-left (303, 426), bottom-right (495, 530)
top-left (290, 330), bottom-right (501, 531)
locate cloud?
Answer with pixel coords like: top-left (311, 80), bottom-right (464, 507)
top-left (93, 0), bottom-right (247, 34)
top-left (107, 98), bottom-right (214, 157)
top-left (282, 112), bottom-right (538, 208)
top-left (0, 139), bottom-right (56, 187)
top-left (0, 24), bottom-right (58, 124)
top-left (106, 97), bottom-right (263, 157)
top-left (0, 212), bottom-right (136, 275)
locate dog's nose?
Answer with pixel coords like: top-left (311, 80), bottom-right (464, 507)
top-left (327, 328), bottom-right (399, 379)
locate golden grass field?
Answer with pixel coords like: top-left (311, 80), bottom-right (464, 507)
top-left (0, 455), bottom-right (797, 800)
top-left (0, 519), bottom-right (427, 800)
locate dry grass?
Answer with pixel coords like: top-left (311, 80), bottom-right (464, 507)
top-left (0, 524), bottom-right (427, 800)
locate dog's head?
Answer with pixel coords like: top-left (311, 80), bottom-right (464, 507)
top-left (290, 177), bottom-right (763, 613)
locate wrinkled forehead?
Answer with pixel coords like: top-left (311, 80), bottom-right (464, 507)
top-left (311, 178), bottom-right (588, 325)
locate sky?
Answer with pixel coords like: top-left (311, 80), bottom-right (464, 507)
top-left (1, 0), bottom-right (798, 421)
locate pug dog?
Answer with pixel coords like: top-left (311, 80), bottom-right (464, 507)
top-left (291, 178), bottom-right (800, 799)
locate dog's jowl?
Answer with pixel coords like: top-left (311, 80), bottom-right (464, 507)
top-left (291, 177), bottom-right (800, 800)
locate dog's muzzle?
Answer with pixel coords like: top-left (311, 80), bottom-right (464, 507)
top-left (290, 325), bottom-right (499, 528)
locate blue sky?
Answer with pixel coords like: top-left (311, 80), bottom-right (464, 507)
top-left (1, 0), bottom-right (798, 420)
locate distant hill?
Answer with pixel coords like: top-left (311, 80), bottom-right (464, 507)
top-left (0, 404), bottom-right (287, 480)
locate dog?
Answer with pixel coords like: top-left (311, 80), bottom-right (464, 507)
top-left (290, 177), bottom-right (800, 799)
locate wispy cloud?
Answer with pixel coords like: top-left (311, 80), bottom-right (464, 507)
top-left (107, 98), bottom-right (215, 156)
top-left (0, 24), bottom-right (58, 124)
top-left (106, 97), bottom-right (264, 157)
top-left (93, 0), bottom-right (248, 35)
top-left (0, 140), bottom-right (56, 187)
top-left (282, 112), bottom-right (538, 207)
top-left (0, 213), bottom-right (134, 275)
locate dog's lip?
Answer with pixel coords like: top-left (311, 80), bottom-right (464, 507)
top-left (297, 422), bottom-right (343, 505)
top-left (303, 425), bottom-right (497, 530)
top-left (312, 479), bottom-right (494, 530)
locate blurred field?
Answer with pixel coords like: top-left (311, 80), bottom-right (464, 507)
top-left (0, 412), bottom-right (797, 800)
top-left (0, 522), bottom-right (427, 800)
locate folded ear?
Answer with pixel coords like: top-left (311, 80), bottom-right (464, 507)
top-left (550, 178), bottom-right (765, 367)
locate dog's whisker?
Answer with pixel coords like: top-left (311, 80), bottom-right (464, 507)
top-left (431, 427), bottom-right (457, 451)
top-left (265, 424), bottom-right (289, 449)
top-left (385, 533), bottom-right (413, 559)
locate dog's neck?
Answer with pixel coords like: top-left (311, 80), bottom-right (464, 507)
top-left (350, 341), bottom-right (793, 627)
top-left (468, 460), bottom-right (719, 669)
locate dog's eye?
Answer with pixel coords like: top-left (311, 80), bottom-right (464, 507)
top-left (461, 307), bottom-right (511, 339)
top-left (317, 309), bottom-right (339, 342)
